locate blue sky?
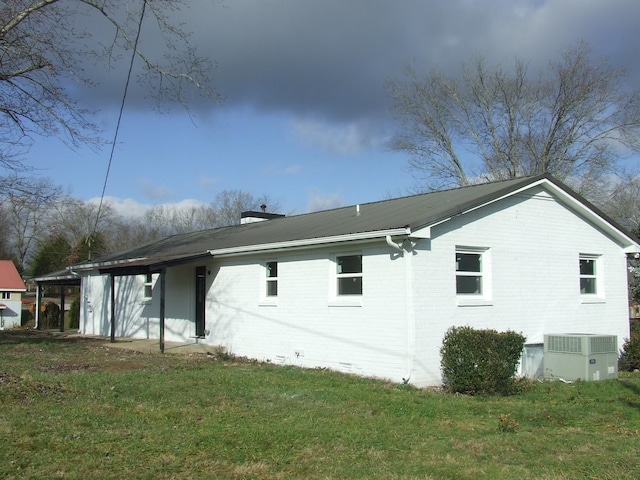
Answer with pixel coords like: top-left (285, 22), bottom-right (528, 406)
top-left (21, 0), bottom-right (640, 217)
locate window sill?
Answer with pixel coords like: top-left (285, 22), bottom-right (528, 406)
top-left (328, 297), bottom-right (363, 307)
top-left (580, 296), bottom-right (606, 304)
top-left (140, 299), bottom-right (152, 306)
top-left (259, 299), bottom-right (278, 307)
top-left (456, 297), bottom-right (493, 307)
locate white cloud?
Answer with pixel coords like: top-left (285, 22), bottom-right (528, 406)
top-left (306, 190), bottom-right (345, 212)
top-left (86, 196), bottom-right (150, 219)
top-left (291, 118), bottom-right (381, 156)
top-left (87, 196), bottom-right (208, 219)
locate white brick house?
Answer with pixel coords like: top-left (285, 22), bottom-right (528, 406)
top-left (69, 175), bottom-right (640, 387)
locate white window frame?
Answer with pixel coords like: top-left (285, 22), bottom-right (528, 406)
top-left (259, 260), bottom-right (278, 306)
top-left (265, 260), bottom-right (278, 297)
top-left (579, 254), bottom-right (604, 302)
top-left (329, 253), bottom-right (363, 306)
top-left (456, 247), bottom-right (492, 306)
top-left (1, 292), bottom-right (10, 300)
top-left (143, 273), bottom-right (154, 302)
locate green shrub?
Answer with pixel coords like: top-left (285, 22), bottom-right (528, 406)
top-left (21, 308), bottom-right (34, 327)
top-left (440, 326), bottom-right (526, 395)
top-left (40, 301), bottom-right (61, 329)
top-left (620, 321), bottom-right (640, 371)
top-left (68, 297), bottom-right (80, 330)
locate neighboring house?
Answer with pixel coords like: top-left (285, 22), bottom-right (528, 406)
top-left (65, 175), bottom-right (640, 387)
top-left (0, 260), bottom-right (27, 330)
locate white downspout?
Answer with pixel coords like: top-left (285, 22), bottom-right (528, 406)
top-left (386, 235), bottom-right (403, 253)
top-left (385, 235), bottom-right (414, 384)
top-left (403, 241), bottom-right (415, 384)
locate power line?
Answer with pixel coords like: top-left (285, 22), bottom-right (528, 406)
top-left (91, 0), bottom-right (147, 251)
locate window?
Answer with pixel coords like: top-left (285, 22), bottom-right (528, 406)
top-left (579, 255), bottom-right (600, 295)
top-left (266, 261), bottom-right (278, 297)
top-left (143, 273), bottom-right (153, 299)
top-left (455, 247), bottom-right (491, 306)
top-left (1, 292), bottom-right (10, 300)
top-left (336, 255), bottom-right (362, 295)
top-left (456, 251), bottom-right (483, 294)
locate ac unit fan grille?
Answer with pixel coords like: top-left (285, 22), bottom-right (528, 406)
top-left (590, 336), bottom-right (617, 354)
top-left (546, 336), bottom-right (581, 353)
top-left (545, 334), bottom-right (618, 355)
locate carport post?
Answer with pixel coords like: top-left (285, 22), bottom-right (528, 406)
top-left (110, 274), bottom-right (116, 343)
top-left (159, 268), bottom-right (166, 353)
top-left (35, 284), bottom-right (42, 330)
top-left (59, 286), bottom-right (65, 333)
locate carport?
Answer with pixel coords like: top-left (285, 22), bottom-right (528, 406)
top-left (33, 269), bottom-right (82, 332)
top-left (95, 252), bottom-right (211, 353)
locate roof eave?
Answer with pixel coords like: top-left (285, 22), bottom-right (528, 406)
top-left (411, 175), bottom-right (640, 252)
top-left (208, 227), bottom-right (412, 257)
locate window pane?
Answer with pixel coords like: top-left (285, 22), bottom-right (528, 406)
top-left (580, 278), bottom-right (596, 294)
top-left (144, 285), bottom-right (152, 298)
top-left (579, 259), bottom-right (595, 275)
top-left (338, 277), bottom-right (362, 295)
top-left (337, 255), bottom-right (362, 274)
top-left (266, 261), bottom-right (278, 278)
top-left (456, 253), bottom-right (481, 272)
top-left (266, 280), bottom-right (278, 297)
top-left (456, 275), bottom-right (482, 294)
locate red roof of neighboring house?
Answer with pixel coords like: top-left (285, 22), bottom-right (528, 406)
top-left (0, 260), bottom-right (26, 291)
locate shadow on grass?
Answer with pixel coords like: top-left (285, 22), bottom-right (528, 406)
top-left (619, 377), bottom-right (640, 411)
top-left (0, 329), bottom-right (99, 346)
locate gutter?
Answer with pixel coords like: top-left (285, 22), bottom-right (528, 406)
top-left (208, 227), bottom-right (412, 257)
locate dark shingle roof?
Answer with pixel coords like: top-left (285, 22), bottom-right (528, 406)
top-left (82, 175), bottom-right (549, 271)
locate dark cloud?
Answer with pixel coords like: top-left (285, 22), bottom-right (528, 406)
top-left (74, 0), bottom-right (640, 124)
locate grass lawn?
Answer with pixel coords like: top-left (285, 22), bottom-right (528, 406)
top-left (1, 330), bottom-right (639, 479)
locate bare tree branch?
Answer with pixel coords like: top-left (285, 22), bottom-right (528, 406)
top-left (0, 0), bottom-right (218, 172)
top-left (387, 41), bottom-right (640, 192)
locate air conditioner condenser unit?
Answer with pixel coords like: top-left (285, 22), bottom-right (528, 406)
top-left (543, 334), bottom-right (618, 382)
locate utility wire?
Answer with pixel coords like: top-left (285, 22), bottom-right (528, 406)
top-left (91, 0), bottom-right (147, 251)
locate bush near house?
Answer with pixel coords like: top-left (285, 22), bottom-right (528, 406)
top-left (440, 326), bottom-right (526, 395)
top-left (620, 320), bottom-right (640, 371)
top-left (21, 308), bottom-right (34, 327)
top-left (68, 297), bottom-right (80, 330)
top-left (39, 301), bottom-right (61, 329)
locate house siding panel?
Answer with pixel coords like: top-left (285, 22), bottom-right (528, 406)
top-left (206, 246), bottom-right (409, 382)
top-left (410, 187), bottom-right (631, 386)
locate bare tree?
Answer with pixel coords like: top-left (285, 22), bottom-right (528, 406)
top-left (601, 175), bottom-right (640, 234)
top-left (214, 190), bottom-right (282, 227)
top-left (49, 197), bottom-right (120, 258)
top-left (0, 177), bottom-right (64, 272)
top-left (386, 42), bottom-right (640, 191)
top-left (0, 0), bottom-right (218, 171)
top-left (24, 189), bottom-right (283, 259)
top-left (0, 206), bottom-right (16, 263)
top-left (143, 203), bottom-right (218, 236)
